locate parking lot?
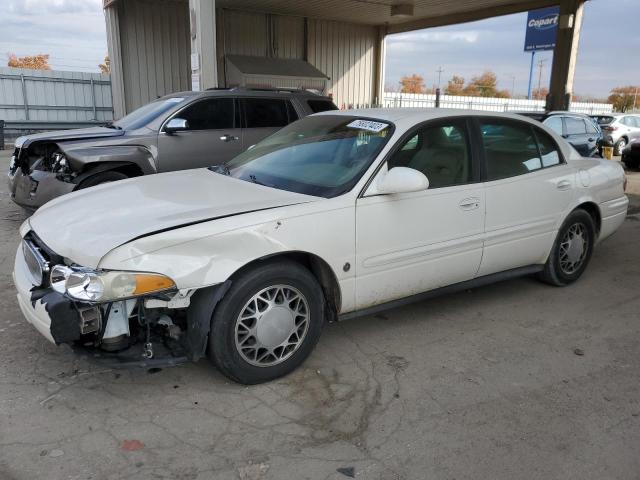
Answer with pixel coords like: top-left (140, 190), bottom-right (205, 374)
top-left (0, 148), bottom-right (639, 480)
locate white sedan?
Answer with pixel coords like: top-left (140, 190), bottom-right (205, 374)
top-left (13, 109), bottom-right (628, 384)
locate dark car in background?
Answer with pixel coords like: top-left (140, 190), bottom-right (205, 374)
top-left (621, 139), bottom-right (640, 169)
top-left (517, 111), bottom-right (603, 157)
top-left (8, 87), bottom-right (337, 210)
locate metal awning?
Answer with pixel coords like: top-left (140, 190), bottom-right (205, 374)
top-left (226, 55), bottom-right (329, 79)
top-left (106, 0), bottom-right (557, 34)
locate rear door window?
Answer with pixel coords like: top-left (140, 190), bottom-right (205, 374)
top-left (565, 117), bottom-right (587, 135)
top-left (243, 98), bottom-right (290, 128)
top-left (480, 120), bottom-right (542, 180)
top-left (534, 128), bottom-right (562, 167)
top-left (543, 116), bottom-right (564, 135)
top-left (585, 119), bottom-right (599, 134)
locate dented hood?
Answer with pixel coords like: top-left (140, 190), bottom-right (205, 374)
top-left (28, 169), bottom-right (318, 267)
top-left (15, 126), bottom-right (125, 148)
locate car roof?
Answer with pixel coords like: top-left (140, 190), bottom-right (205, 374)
top-left (315, 108), bottom-right (549, 127)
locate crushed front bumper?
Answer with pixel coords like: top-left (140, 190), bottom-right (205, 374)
top-left (8, 168), bottom-right (75, 210)
top-left (13, 242), bottom-right (190, 368)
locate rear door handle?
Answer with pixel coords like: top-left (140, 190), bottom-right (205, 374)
top-left (459, 197), bottom-right (480, 211)
top-left (557, 180), bottom-right (572, 190)
top-left (220, 134), bottom-right (238, 142)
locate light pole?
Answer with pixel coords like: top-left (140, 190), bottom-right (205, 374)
top-left (436, 66), bottom-right (444, 90)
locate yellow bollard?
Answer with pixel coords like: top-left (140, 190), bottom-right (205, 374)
top-left (602, 146), bottom-right (614, 160)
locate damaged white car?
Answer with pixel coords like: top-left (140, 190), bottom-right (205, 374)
top-left (13, 109), bottom-right (628, 384)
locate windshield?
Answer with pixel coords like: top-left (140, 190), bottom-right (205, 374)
top-left (216, 115), bottom-right (393, 198)
top-left (114, 97), bottom-right (186, 130)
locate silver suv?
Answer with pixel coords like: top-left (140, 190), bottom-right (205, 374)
top-left (8, 88), bottom-right (337, 210)
top-left (592, 113), bottom-right (640, 155)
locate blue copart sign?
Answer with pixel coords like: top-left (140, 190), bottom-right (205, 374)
top-left (524, 7), bottom-right (560, 52)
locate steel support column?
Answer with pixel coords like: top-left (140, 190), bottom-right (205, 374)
top-left (546, 0), bottom-right (585, 111)
top-left (189, 0), bottom-right (218, 91)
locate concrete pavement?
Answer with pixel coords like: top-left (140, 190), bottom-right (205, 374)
top-left (0, 150), bottom-right (639, 480)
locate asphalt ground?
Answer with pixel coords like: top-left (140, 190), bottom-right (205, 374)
top-left (0, 149), bottom-right (639, 480)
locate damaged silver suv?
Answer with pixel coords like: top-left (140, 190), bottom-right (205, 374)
top-left (8, 87), bottom-right (337, 210)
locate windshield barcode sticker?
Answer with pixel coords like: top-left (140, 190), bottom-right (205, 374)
top-left (346, 120), bottom-right (388, 132)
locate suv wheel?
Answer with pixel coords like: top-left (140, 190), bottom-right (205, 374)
top-left (614, 137), bottom-right (627, 156)
top-left (208, 260), bottom-right (325, 384)
top-left (538, 209), bottom-right (595, 287)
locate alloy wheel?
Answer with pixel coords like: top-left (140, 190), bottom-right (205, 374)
top-left (234, 285), bottom-right (310, 367)
top-left (559, 223), bottom-right (588, 275)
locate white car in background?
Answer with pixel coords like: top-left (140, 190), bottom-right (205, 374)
top-left (13, 109), bottom-right (628, 384)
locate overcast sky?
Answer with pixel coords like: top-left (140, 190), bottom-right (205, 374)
top-left (0, 0), bottom-right (637, 98)
top-left (386, 0), bottom-right (640, 98)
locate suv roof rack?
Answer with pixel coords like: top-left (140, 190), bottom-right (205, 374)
top-left (204, 86), bottom-right (326, 96)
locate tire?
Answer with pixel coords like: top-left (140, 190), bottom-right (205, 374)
top-left (208, 260), bottom-right (325, 384)
top-left (538, 209), bottom-right (596, 287)
top-left (614, 138), bottom-right (627, 156)
top-left (77, 171), bottom-right (128, 189)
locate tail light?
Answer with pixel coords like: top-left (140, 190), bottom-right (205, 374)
top-left (602, 125), bottom-right (618, 132)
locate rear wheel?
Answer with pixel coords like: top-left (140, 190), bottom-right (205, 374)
top-left (614, 138), bottom-right (627, 156)
top-left (208, 260), bottom-right (325, 384)
top-left (77, 171), bottom-right (128, 189)
top-left (538, 209), bottom-right (596, 286)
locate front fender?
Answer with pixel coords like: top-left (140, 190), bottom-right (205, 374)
top-left (98, 201), bottom-right (357, 312)
top-left (60, 145), bottom-right (157, 175)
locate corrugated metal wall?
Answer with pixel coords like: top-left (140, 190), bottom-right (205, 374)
top-left (117, 0), bottom-right (190, 113)
top-left (0, 67), bottom-right (113, 122)
top-left (106, 2), bottom-right (379, 113)
top-left (221, 9), bottom-right (378, 108)
top-left (307, 19), bottom-right (377, 108)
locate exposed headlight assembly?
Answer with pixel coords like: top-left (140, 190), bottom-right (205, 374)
top-left (50, 265), bottom-right (175, 302)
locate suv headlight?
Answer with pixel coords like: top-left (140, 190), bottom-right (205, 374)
top-left (50, 265), bottom-right (175, 302)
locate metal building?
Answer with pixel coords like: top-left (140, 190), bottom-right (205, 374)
top-left (103, 0), bottom-right (586, 119)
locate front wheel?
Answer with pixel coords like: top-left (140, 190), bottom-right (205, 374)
top-left (77, 171), bottom-right (129, 189)
top-left (208, 260), bottom-right (325, 384)
top-left (538, 209), bottom-right (596, 287)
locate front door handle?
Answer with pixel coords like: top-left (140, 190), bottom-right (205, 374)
top-left (220, 134), bottom-right (239, 142)
top-left (459, 197), bottom-right (480, 211)
top-left (557, 180), bottom-right (572, 190)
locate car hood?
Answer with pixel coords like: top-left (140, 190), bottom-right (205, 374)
top-left (15, 127), bottom-right (126, 148)
top-left (28, 169), bottom-right (318, 267)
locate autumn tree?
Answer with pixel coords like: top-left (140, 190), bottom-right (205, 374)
top-left (399, 74), bottom-right (426, 94)
top-left (465, 71), bottom-right (501, 97)
top-left (531, 87), bottom-right (549, 100)
top-left (99, 55), bottom-right (110, 74)
top-left (444, 71), bottom-right (511, 98)
top-left (445, 75), bottom-right (465, 95)
top-left (608, 86), bottom-right (640, 112)
top-left (8, 53), bottom-right (51, 70)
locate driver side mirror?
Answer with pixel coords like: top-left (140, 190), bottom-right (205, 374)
top-left (370, 166), bottom-right (429, 195)
top-left (165, 118), bottom-right (189, 134)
